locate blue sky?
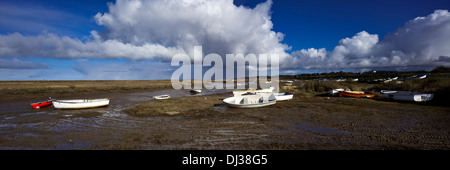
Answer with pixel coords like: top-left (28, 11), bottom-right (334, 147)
top-left (235, 0), bottom-right (449, 48)
top-left (0, 0), bottom-right (449, 80)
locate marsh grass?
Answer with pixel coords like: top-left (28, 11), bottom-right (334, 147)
top-left (370, 76), bottom-right (450, 93)
top-left (280, 80), bottom-right (376, 95)
top-left (276, 76), bottom-right (449, 107)
top-left (0, 80), bottom-right (172, 101)
top-left (369, 76), bottom-right (450, 106)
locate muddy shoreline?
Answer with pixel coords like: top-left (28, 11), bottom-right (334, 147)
top-left (0, 80), bottom-right (449, 150)
top-left (1, 93), bottom-right (448, 150)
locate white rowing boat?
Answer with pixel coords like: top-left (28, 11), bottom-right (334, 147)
top-left (153, 94), bottom-right (170, 100)
top-left (53, 98), bottom-right (110, 109)
top-left (381, 90), bottom-right (433, 102)
top-left (223, 93), bottom-right (276, 108)
top-left (273, 92), bottom-right (294, 101)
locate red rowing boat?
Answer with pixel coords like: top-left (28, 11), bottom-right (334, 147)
top-left (339, 91), bottom-right (375, 98)
top-left (31, 98), bottom-right (53, 109)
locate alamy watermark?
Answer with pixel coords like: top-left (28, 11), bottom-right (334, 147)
top-left (171, 46), bottom-right (279, 90)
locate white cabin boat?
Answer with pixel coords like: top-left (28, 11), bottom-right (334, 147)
top-left (153, 94), bottom-right (170, 100)
top-left (273, 92), bottom-right (294, 101)
top-left (381, 90), bottom-right (433, 102)
top-left (223, 93), bottom-right (276, 108)
top-left (53, 98), bottom-right (110, 109)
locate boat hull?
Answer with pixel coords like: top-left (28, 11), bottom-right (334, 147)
top-left (53, 98), bottom-right (110, 109)
top-left (339, 91), bottom-right (374, 98)
top-left (190, 89), bottom-right (202, 94)
top-left (223, 93), bottom-right (277, 108)
top-left (31, 101), bottom-right (53, 109)
top-left (381, 90), bottom-right (433, 102)
top-left (343, 91), bottom-right (364, 94)
top-left (225, 101), bottom-right (276, 108)
top-left (153, 95), bottom-right (170, 100)
top-left (273, 93), bottom-right (294, 101)
top-left (223, 98), bottom-right (276, 108)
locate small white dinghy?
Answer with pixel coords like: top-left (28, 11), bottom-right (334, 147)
top-left (190, 89), bottom-right (202, 94)
top-left (223, 93), bottom-right (276, 108)
top-left (273, 92), bottom-right (294, 101)
top-left (153, 94), bottom-right (170, 100)
top-left (381, 90), bottom-right (433, 102)
top-left (53, 98), bottom-right (110, 109)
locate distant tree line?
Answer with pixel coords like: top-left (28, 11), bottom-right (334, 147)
top-left (280, 66), bottom-right (450, 82)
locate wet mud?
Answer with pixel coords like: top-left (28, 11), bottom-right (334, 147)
top-left (0, 90), bottom-right (449, 150)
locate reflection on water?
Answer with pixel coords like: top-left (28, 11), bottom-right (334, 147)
top-left (0, 88), bottom-right (232, 149)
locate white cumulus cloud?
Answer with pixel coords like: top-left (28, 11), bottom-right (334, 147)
top-left (0, 0), bottom-right (290, 64)
top-left (293, 9), bottom-right (450, 70)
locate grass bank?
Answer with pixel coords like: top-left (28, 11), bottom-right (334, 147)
top-left (279, 76), bottom-right (450, 106)
top-left (0, 80), bottom-right (172, 101)
top-left (370, 76), bottom-right (450, 106)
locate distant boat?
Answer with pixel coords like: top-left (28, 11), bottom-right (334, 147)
top-left (31, 97), bottom-right (53, 109)
top-left (283, 80), bottom-right (294, 86)
top-left (273, 92), bottom-right (294, 101)
top-left (190, 89), bottom-right (202, 94)
top-left (383, 77), bottom-right (398, 83)
top-left (380, 90), bottom-right (397, 94)
top-left (339, 91), bottom-right (375, 98)
top-left (330, 89), bottom-right (345, 96)
top-left (223, 93), bottom-right (276, 108)
top-left (153, 94), bottom-right (170, 100)
top-left (53, 98), bottom-right (110, 109)
top-left (381, 90), bottom-right (433, 102)
top-left (405, 74), bottom-right (427, 80)
top-left (284, 82), bottom-right (293, 86)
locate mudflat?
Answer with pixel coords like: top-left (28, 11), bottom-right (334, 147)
top-left (0, 80), bottom-right (449, 149)
top-left (122, 93), bottom-right (450, 150)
